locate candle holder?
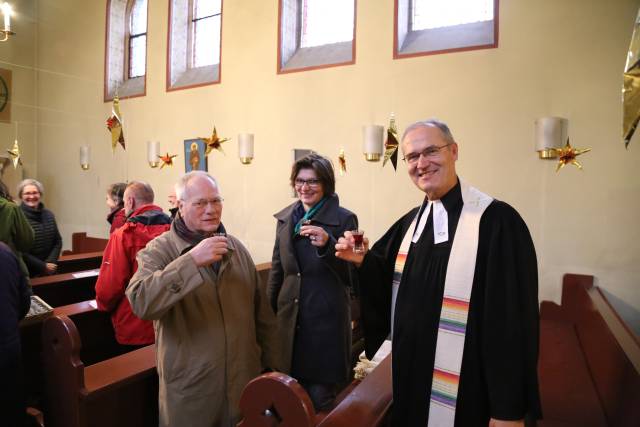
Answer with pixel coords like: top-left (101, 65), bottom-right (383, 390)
top-left (0, 2), bottom-right (14, 42)
top-left (79, 145), bottom-right (90, 171)
top-left (147, 140), bottom-right (160, 168)
top-left (535, 117), bottom-right (567, 159)
top-left (238, 133), bottom-right (254, 165)
top-left (363, 125), bottom-right (384, 162)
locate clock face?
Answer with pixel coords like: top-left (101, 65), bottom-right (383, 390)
top-left (0, 75), bottom-right (8, 112)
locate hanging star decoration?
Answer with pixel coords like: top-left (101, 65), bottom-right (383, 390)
top-left (552, 139), bottom-right (592, 172)
top-left (159, 152), bottom-right (177, 169)
top-left (623, 7), bottom-right (640, 147)
top-left (200, 126), bottom-right (230, 155)
top-left (383, 114), bottom-right (399, 170)
top-left (7, 139), bottom-right (22, 168)
top-left (338, 148), bottom-right (346, 175)
top-left (106, 95), bottom-right (125, 152)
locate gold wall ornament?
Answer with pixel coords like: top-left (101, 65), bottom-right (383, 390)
top-left (159, 152), bottom-right (177, 169)
top-left (200, 126), bottom-right (230, 155)
top-left (383, 114), bottom-right (399, 170)
top-left (106, 95), bottom-right (125, 152)
top-left (623, 7), bottom-right (640, 147)
top-left (338, 148), bottom-right (346, 175)
top-left (7, 138), bottom-right (20, 168)
top-left (552, 139), bottom-right (591, 172)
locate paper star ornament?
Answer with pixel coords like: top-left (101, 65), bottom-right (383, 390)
top-left (552, 139), bottom-right (591, 172)
top-left (383, 114), bottom-right (399, 170)
top-left (623, 8), bottom-right (640, 147)
top-left (338, 148), bottom-right (346, 175)
top-left (200, 126), bottom-right (230, 155)
top-left (159, 152), bottom-right (177, 169)
top-left (7, 139), bottom-right (22, 168)
top-left (106, 95), bottom-right (125, 152)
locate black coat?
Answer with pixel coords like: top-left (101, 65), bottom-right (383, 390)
top-left (267, 194), bottom-right (358, 383)
top-left (20, 203), bottom-right (62, 276)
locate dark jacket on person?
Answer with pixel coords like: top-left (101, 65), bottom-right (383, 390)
top-left (0, 196), bottom-right (34, 277)
top-left (0, 242), bottom-right (31, 427)
top-left (20, 202), bottom-right (62, 276)
top-left (267, 194), bottom-right (358, 383)
top-left (108, 206), bottom-right (127, 234)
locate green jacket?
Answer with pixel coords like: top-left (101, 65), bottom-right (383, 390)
top-left (0, 197), bottom-right (34, 277)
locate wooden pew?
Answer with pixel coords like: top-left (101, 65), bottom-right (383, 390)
top-left (538, 274), bottom-right (640, 427)
top-left (20, 300), bottom-right (123, 414)
top-left (31, 269), bottom-right (99, 307)
top-left (41, 314), bottom-right (158, 427)
top-left (62, 232), bottom-right (108, 255)
top-left (56, 251), bottom-right (103, 274)
top-left (238, 354), bottom-right (392, 427)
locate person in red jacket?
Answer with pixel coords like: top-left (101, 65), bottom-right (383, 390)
top-left (95, 181), bottom-right (171, 347)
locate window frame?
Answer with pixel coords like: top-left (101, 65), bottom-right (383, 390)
top-left (393, 0), bottom-right (499, 60)
top-left (103, 0), bottom-right (148, 102)
top-left (166, 0), bottom-right (223, 92)
top-left (277, 0), bottom-right (357, 75)
top-left (125, 0), bottom-right (148, 79)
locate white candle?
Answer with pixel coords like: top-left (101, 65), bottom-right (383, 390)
top-left (79, 145), bottom-right (90, 169)
top-left (535, 117), bottom-right (568, 151)
top-left (363, 125), bottom-right (384, 155)
top-left (238, 133), bottom-right (254, 158)
top-left (147, 140), bottom-right (160, 163)
top-left (2, 3), bottom-right (11, 32)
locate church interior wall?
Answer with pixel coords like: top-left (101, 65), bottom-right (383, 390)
top-left (4, 0), bottom-right (639, 331)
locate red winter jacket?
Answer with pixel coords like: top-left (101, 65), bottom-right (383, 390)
top-left (95, 204), bottom-right (171, 345)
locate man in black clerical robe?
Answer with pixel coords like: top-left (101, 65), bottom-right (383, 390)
top-left (336, 119), bottom-right (541, 427)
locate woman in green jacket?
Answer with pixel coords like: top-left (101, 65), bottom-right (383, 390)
top-left (0, 179), bottom-right (34, 277)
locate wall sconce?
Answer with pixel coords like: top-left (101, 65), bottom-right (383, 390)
top-left (147, 140), bottom-right (160, 168)
top-left (535, 117), bottom-right (568, 159)
top-left (0, 3), bottom-right (15, 42)
top-left (238, 133), bottom-right (254, 164)
top-left (79, 145), bottom-right (90, 170)
top-left (363, 125), bottom-right (384, 161)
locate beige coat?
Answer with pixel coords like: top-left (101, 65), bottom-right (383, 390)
top-left (126, 227), bottom-right (280, 427)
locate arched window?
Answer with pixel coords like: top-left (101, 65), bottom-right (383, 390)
top-left (167, 0), bottom-right (222, 91)
top-left (278, 0), bottom-right (356, 74)
top-left (395, 0), bottom-right (498, 59)
top-left (127, 0), bottom-right (148, 78)
top-left (104, 0), bottom-right (147, 101)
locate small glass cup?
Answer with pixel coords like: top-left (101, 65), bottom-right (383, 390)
top-left (351, 230), bottom-right (365, 253)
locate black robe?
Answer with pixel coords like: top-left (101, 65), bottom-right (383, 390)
top-left (359, 181), bottom-right (542, 426)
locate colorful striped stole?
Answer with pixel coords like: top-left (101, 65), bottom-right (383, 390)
top-left (391, 182), bottom-right (492, 426)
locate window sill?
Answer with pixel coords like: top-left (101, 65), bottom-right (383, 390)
top-left (396, 21), bottom-right (496, 58)
top-left (105, 76), bottom-right (146, 101)
top-left (168, 64), bottom-right (220, 91)
top-left (279, 41), bottom-right (354, 74)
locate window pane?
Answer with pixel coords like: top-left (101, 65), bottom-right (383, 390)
top-left (300, 0), bottom-right (354, 48)
top-left (193, 15), bottom-right (220, 67)
top-left (130, 0), bottom-right (148, 36)
top-left (412, 0), bottom-right (493, 30)
top-left (195, 0), bottom-right (221, 19)
top-left (130, 35), bottom-right (146, 77)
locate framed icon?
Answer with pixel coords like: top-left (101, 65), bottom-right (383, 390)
top-left (0, 68), bottom-right (11, 123)
top-left (184, 139), bottom-right (208, 172)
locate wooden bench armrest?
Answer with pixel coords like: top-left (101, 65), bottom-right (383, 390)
top-left (82, 345), bottom-right (156, 398)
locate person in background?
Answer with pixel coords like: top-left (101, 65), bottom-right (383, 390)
top-left (167, 185), bottom-right (178, 220)
top-left (95, 181), bottom-right (171, 349)
top-left (126, 171), bottom-right (279, 427)
top-left (18, 179), bottom-right (62, 277)
top-left (0, 242), bottom-right (31, 427)
top-left (106, 182), bottom-right (127, 233)
top-left (267, 153), bottom-right (358, 411)
top-left (0, 178), bottom-right (34, 278)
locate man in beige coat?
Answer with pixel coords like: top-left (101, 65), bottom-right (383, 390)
top-left (126, 171), bottom-right (280, 427)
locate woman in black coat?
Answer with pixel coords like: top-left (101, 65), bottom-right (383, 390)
top-left (267, 153), bottom-right (358, 410)
top-left (18, 179), bottom-right (62, 276)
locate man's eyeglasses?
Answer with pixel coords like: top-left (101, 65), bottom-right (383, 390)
top-left (294, 178), bottom-right (321, 188)
top-left (402, 143), bottom-right (453, 165)
top-left (189, 197), bottom-right (224, 209)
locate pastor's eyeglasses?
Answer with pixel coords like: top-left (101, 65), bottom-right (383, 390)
top-left (402, 143), bottom-right (453, 164)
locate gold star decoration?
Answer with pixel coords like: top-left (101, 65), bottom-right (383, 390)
top-left (106, 95), bottom-right (125, 152)
top-left (383, 114), bottom-right (399, 170)
top-left (552, 139), bottom-right (592, 172)
top-left (623, 8), bottom-right (640, 147)
top-left (338, 148), bottom-right (346, 175)
top-left (7, 139), bottom-right (22, 168)
top-left (159, 152), bottom-right (177, 169)
top-left (200, 126), bottom-right (230, 155)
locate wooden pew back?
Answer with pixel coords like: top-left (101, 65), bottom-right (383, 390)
top-left (62, 232), bottom-right (108, 255)
top-left (31, 270), bottom-right (98, 307)
top-left (41, 314), bottom-right (158, 427)
top-left (56, 251), bottom-right (103, 274)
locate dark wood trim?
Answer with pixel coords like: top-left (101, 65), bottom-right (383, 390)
top-left (165, 0), bottom-right (222, 93)
top-left (393, 0), bottom-right (499, 60)
top-left (277, 0), bottom-right (357, 75)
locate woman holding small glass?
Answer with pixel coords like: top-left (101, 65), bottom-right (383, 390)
top-left (267, 153), bottom-right (358, 411)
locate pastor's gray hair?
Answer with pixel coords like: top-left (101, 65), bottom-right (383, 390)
top-left (401, 119), bottom-right (456, 145)
top-left (17, 179), bottom-right (44, 198)
top-left (176, 171), bottom-right (220, 201)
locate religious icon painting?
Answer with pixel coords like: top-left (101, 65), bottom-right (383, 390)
top-left (184, 139), bottom-right (208, 172)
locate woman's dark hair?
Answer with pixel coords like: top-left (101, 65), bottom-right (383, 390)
top-left (0, 178), bottom-right (13, 202)
top-left (290, 153), bottom-right (336, 196)
top-left (107, 182), bottom-right (127, 207)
